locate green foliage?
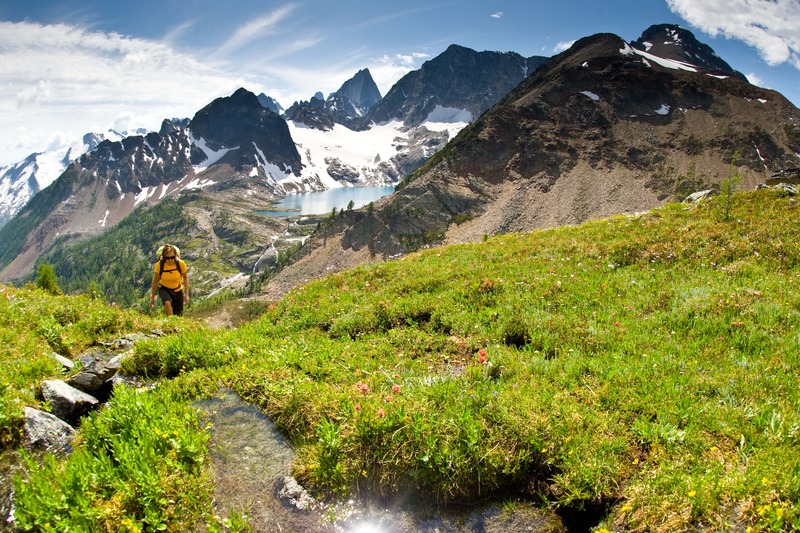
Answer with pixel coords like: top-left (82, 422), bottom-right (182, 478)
top-left (0, 284), bottom-right (186, 449)
top-left (35, 263), bottom-right (62, 295)
top-left (37, 198), bottom-right (194, 307)
top-left (13, 386), bottom-right (212, 532)
top-left (4, 189), bottom-right (800, 531)
top-left (718, 150), bottom-right (744, 221)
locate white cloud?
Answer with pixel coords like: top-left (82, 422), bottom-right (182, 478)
top-left (0, 20), bottom-right (253, 165)
top-left (554, 40), bottom-right (577, 54)
top-left (368, 53), bottom-right (430, 95)
top-left (667, 0), bottom-right (800, 69)
top-left (214, 4), bottom-right (298, 57)
top-left (745, 71), bottom-right (767, 88)
top-left (491, 12), bottom-right (504, 19)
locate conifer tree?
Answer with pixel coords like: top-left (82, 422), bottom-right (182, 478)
top-left (35, 263), bottom-right (62, 295)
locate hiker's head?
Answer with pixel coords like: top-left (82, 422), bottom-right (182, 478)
top-left (162, 244), bottom-right (176, 259)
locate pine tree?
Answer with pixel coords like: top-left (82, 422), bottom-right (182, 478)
top-left (35, 263), bottom-right (62, 295)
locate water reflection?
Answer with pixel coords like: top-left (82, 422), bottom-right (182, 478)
top-left (257, 186), bottom-right (395, 217)
top-left (197, 391), bottom-right (565, 532)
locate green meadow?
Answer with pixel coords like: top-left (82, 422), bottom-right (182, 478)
top-left (1, 189), bottom-right (798, 532)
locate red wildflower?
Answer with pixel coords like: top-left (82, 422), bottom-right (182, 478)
top-left (477, 349), bottom-right (487, 363)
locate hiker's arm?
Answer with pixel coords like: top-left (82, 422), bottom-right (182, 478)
top-left (182, 270), bottom-right (189, 303)
top-left (150, 271), bottom-right (160, 307)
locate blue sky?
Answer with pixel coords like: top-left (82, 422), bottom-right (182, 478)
top-left (0, 0), bottom-right (798, 166)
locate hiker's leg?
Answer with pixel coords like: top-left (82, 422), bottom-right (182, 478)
top-left (172, 291), bottom-right (184, 316)
top-left (158, 287), bottom-right (174, 316)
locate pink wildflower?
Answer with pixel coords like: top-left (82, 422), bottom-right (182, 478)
top-left (385, 395), bottom-right (393, 402)
top-left (376, 408), bottom-right (385, 418)
top-left (477, 349), bottom-right (487, 364)
top-left (391, 384), bottom-right (401, 394)
top-left (355, 404), bottom-right (361, 411)
top-left (355, 381), bottom-right (371, 395)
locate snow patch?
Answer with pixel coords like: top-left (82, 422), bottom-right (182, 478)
top-left (581, 91), bottom-right (600, 101)
top-left (190, 132), bottom-right (238, 173)
top-left (655, 104), bottom-right (671, 115)
top-left (629, 47), bottom-right (698, 73)
top-left (98, 210), bottom-right (110, 227)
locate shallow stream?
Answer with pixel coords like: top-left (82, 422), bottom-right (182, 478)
top-left (197, 391), bottom-right (566, 532)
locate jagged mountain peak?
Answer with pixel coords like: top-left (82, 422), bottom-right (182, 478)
top-left (333, 68), bottom-right (382, 110)
top-left (362, 44), bottom-right (547, 128)
top-left (257, 93), bottom-right (285, 115)
top-left (631, 24), bottom-right (747, 81)
top-left (189, 88), bottom-right (300, 175)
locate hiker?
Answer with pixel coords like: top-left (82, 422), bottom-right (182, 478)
top-left (150, 244), bottom-right (189, 316)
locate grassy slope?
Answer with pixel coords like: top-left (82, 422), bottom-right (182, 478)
top-left (5, 189), bottom-right (799, 532)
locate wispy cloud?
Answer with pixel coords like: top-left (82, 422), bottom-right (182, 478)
top-left (0, 20), bottom-right (250, 164)
top-left (554, 40), bottom-right (576, 54)
top-left (491, 12), bottom-right (504, 19)
top-left (214, 4), bottom-right (299, 57)
top-left (667, 0), bottom-right (800, 69)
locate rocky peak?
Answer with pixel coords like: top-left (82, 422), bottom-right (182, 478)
top-left (631, 24), bottom-right (747, 81)
top-left (257, 93), bottom-right (285, 115)
top-left (361, 44), bottom-right (547, 128)
top-left (334, 68), bottom-right (382, 111)
top-left (189, 88), bottom-right (302, 174)
top-left (287, 103), bottom-right (335, 131)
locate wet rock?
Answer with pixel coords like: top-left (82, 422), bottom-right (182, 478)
top-left (278, 476), bottom-right (318, 511)
top-left (23, 407), bottom-right (75, 455)
top-left (41, 380), bottom-right (99, 425)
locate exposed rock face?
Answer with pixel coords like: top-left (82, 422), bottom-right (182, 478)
top-left (256, 93), bottom-right (285, 115)
top-left (631, 24), bottom-right (747, 81)
top-left (766, 167), bottom-right (800, 185)
top-left (23, 407), bottom-right (75, 455)
top-left (287, 103), bottom-right (336, 131)
top-left (362, 44), bottom-right (546, 128)
top-left (190, 88), bottom-right (303, 175)
top-left (326, 68), bottom-right (382, 126)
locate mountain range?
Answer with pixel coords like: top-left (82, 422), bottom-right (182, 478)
top-left (0, 24), bottom-right (798, 301)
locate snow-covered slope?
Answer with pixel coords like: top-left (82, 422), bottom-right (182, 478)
top-left (0, 130), bottom-right (136, 226)
top-left (284, 111), bottom-right (469, 192)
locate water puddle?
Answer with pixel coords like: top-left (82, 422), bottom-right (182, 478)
top-left (197, 391), bottom-right (566, 532)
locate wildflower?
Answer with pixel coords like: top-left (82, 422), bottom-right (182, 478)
top-left (392, 384), bottom-right (401, 393)
top-left (620, 504), bottom-right (632, 513)
top-left (355, 404), bottom-right (361, 411)
top-left (376, 408), bottom-right (385, 418)
top-left (355, 381), bottom-right (371, 395)
top-left (385, 395), bottom-right (393, 402)
top-left (477, 349), bottom-right (487, 363)
top-left (688, 490), bottom-right (697, 498)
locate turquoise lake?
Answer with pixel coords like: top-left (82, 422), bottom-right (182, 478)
top-left (257, 185), bottom-right (395, 217)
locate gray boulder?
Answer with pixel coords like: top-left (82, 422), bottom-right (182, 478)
top-left (683, 189), bottom-right (715, 203)
top-left (66, 359), bottom-right (118, 393)
top-left (41, 380), bottom-right (99, 425)
top-left (23, 406), bottom-right (75, 455)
